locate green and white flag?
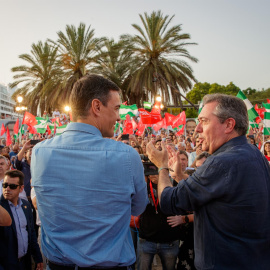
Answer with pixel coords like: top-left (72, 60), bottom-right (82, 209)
top-left (263, 112), bottom-right (270, 135)
top-left (56, 124), bottom-right (67, 136)
top-left (236, 90), bottom-right (259, 121)
top-left (249, 121), bottom-right (259, 129)
top-left (143, 101), bottom-right (152, 110)
top-left (262, 102), bottom-right (270, 112)
top-left (34, 117), bottom-right (48, 134)
top-left (114, 122), bottom-right (123, 133)
top-left (119, 104), bottom-right (138, 120)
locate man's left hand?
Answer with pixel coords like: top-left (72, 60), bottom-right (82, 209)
top-left (146, 141), bottom-right (168, 168)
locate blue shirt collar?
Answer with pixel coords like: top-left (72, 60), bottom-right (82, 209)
top-left (8, 197), bottom-right (23, 208)
top-left (213, 135), bottom-right (247, 156)
top-left (65, 122), bottom-right (102, 137)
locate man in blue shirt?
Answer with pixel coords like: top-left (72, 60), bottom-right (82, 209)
top-left (147, 94), bottom-right (270, 270)
top-left (31, 74), bottom-right (148, 269)
top-left (0, 170), bottom-right (43, 270)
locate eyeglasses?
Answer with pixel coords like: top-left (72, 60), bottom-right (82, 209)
top-left (2, 183), bottom-right (21, 189)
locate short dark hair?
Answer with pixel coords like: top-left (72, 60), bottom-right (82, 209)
top-left (155, 139), bottom-right (162, 145)
top-left (69, 74), bottom-right (120, 121)
top-left (4, 170), bottom-right (24, 185)
top-left (179, 150), bottom-right (188, 160)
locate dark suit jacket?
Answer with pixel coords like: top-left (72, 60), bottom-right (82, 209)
top-left (0, 195), bottom-right (42, 270)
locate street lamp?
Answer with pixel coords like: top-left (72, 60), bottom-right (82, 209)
top-left (17, 96), bottom-right (23, 103)
top-left (156, 96), bottom-right (162, 102)
top-left (64, 106), bottom-right (70, 112)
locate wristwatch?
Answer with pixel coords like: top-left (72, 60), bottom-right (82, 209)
top-left (184, 215), bottom-right (189, 223)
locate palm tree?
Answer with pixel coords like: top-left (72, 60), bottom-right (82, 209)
top-left (92, 38), bottom-right (137, 102)
top-left (50, 22), bottom-right (103, 102)
top-left (121, 10), bottom-right (198, 107)
top-left (11, 41), bottom-right (63, 115)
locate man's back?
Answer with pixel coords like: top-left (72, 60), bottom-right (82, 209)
top-left (31, 122), bottom-right (147, 267)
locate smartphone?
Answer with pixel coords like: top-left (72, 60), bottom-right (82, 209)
top-left (30, 140), bottom-right (40, 145)
top-left (121, 134), bottom-right (129, 140)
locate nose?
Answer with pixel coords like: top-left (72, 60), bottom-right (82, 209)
top-left (195, 122), bottom-right (202, 133)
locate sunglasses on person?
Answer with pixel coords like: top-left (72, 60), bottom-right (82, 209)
top-left (2, 183), bottom-right (21, 189)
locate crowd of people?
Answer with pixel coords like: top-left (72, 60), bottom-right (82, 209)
top-left (0, 74), bottom-right (270, 270)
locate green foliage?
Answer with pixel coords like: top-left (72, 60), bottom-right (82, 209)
top-left (185, 108), bottom-right (198, 118)
top-left (121, 10), bottom-right (198, 107)
top-left (244, 87), bottom-right (270, 105)
top-left (187, 82), bottom-right (241, 104)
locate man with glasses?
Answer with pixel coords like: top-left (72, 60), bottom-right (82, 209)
top-left (0, 170), bottom-right (43, 270)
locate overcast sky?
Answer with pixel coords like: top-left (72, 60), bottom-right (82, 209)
top-left (0, 0), bottom-right (269, 91)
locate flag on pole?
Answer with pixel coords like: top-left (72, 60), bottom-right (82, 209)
top-left (138, 109), bottom-right (161, 125)
top-left (263, 112), bottom-right (270, 135)
top-left (143, 101), bottom-right (152, 110)
top-left (153, 118), bottom-right (166, 132)
top-left (56, 125), bottom-right (67, 136)
top-left (0, 124), bottom-right (6, 136)
top-left (176, 125), bottom-right (185, 135)
top-left (46, 125), bottom-right (51, 135)
top-left (164, 113), bottom-right (176, 126)
top-left (236, 90), bottom-right (259, 121)
top-left (123, 115), bottom-right (134, 135)
top-left (34, 117), bottom-right (48, 134)
top-left (6, 127), bottom-right (12, 146)
top-left (22, 112), bottom-right (38, 126)
top-left (172, 112), bottom-right (186, 129)
top-left (13, 118), bottom-right (19, 134)
top-left (131, 118), bottom-right (138, 130)
top-left (119, 104), bottom-right (138, 120)
top-left (262, 103), bottom-right (270, 112)
top-left (249, 121), bottom-right (259, 129)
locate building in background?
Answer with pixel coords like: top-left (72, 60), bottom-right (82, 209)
top-left (0, 83), bottom-right (16, 119)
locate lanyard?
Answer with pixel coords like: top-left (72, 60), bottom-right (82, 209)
top-left (149, 181), bottom-right (158, 214)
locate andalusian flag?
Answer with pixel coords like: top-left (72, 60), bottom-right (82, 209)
top-left (143, 101), bottom-right (152, 110)
top-left (56, 124), bottom-right (67, 135)
top-left (262, 102), bottom-right (270, 112)
top-left (249, 121), bottom-right (259, 129)
top-left (114, 122), bottom-right (123, 133)
top-left (119, 104), bottom-right (138, 120)
top-left (34, 117), bottom-right (48, 134)
top-left (236, 90), bottom-right (258, 121)
top-left (263, 112), bottom-right (270, 135)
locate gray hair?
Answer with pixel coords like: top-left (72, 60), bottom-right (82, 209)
top-left (0, 155), bottom-right (8, 165)
top-left (203, 94), bottom-right (249, 136)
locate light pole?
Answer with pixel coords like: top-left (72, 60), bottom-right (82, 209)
top-left (15, 96), bottom-right (27, 117)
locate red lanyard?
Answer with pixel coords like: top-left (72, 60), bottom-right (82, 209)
top-left (149, 181), bottom-right (159, 214)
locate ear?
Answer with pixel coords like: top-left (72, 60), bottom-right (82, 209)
top-left (91, 99), bottom-right (103, 117)
top-left (224, 118), bottom-right (236, 134)
top-left (19, 185), bottom-right (24, 193)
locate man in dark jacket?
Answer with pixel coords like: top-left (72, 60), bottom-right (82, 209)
top-left (0, 170), bottom-right (42, 270)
